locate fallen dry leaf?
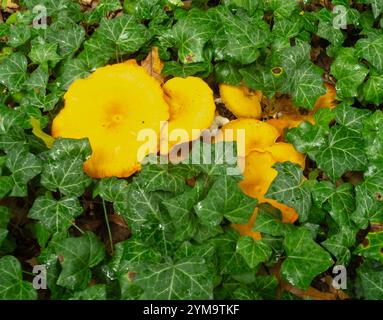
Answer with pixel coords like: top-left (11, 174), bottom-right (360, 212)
top-left (141, 47), bottom-right (165, 84)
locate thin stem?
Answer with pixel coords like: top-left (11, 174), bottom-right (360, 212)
top-left (102, 199), bottom-right (114, 254)
top-left (72, 222), bottom-right (85, 234)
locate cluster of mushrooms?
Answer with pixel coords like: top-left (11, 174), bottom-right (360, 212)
top-left (52, 52), bottom-right (336, 238)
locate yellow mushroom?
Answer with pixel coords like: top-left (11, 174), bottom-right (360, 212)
top-left (232, 142), bottom-right (305, 239)
top-left (314, 82), bottom-right (337, 110)
top-left (160, 77), bottom-right (216, 155)
top-left (215, 118), bottom-right (279, 157)
top-left (219, 84), bottom-right (263, 119)
top-left (52, 60), bottom-right (170, 178)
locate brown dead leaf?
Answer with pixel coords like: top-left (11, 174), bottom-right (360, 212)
top-left (141, 47), bottom-right (165, 84)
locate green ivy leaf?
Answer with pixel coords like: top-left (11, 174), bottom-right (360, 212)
top-left (213, 229), bottom-right (251, 275)
top-left (321, 226), bottom-right (356, 265)
top-left (111, 237), bottom-right (162, 274)
top-left (363, 111), bottom-right (383, 162)
top-left (7, 24), bottom-right (32, 48)
top-left (281, 228), bottom-right (333, 290)
top-left (94, 14), bottom-right (151, 57)
top-left (252, 207), bottom-right (293, 237)
top-left (41, 139), bottom-right (92, 197)
top-left (214, 7), bottom-right (269, 64)
top-left (47, 24), bottom-right (86, 58)
top-left (70, 284), bottom-right (107, 300)
top-left (123, 183), bottom-right (162, 233)
top-left (353, 164), bottom-right (383, 228)
top-left (183, 141), bottom-right (241, 177)
top-left (356, 33), bottom-right (383, 72)
top-left (135, 256), bottom-right (214, 299)
top-left (195, 175), bottom-right (256, 226)
top-left (163, 186), bottom-right (200, 242)
top-left (316, 126), bottom-right (367, 181)
top-left (0, 53), bottom-right (28, 91)
top-left (6, 146), bottom-right (42, 197)
top-left (316, 9), bottom-right (345, 46)
top-left (166, 8), bottom-right (216, 63)
top-left (334, 103), bottom-right (371, 132)
top-left (355, 259), bottom-right (383, 300)
top-left (240, 64), bottom-right (285, 98)
top-left (286, 122), bottom-right (327, 159)
top-left (236, 236), bottom-right (272, 268)
top-left (24, 64), bottom-right (49, 90)
top-left (162, 61), bottom-right (210, 77)
top-left (279, 41), bottom-right (326, 109)
top-left (135, 161), bottom-right (188, 194)
top-left (331, 48), bottom-right (369, 99)
top-left (266, 162), bottom-right (312, 222)
top-left (311, 181), bottom-right (355, 227)
top-left (363, 72), bottom-right (383, 106)
top-left (355, 232), bottom-right (383, 263)
top-left (28, 195), bottom-right (83, 234)
top-left (95, 177), bottom-right (129, 215)
top-left (0, 256), bottom-right (37, 300)
top-left (54, 232), bottom-right (105, 291)
top-left (215, 62), bottom-right (242, 86)
top-left (29, 42), bottom-right (61, 65)
top-left (266, 0), bottom-right (298, 17)
top-left (0, 176), bottom-right (13, 199)
top-left (57, 58), bottom-right (90, 89)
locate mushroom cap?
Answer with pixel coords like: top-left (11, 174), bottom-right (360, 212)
top-left (160, 77), bottom-right (216, 154)
top-left (239, 143), bottom-right (305, 224)
top-left (52, 60), bottom-right (169, 178)
top-left (216, 118), bottom-right (279, 157)
top-left (219, 84), bottom-right (262, 119)
top-left (266, 115), bottom-right (314, 137)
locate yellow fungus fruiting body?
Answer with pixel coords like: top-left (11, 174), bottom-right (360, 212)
top-left (231, 136), bottom-right (306, 237)
top-left (219, 84), bottom-right (263, 119)
top-left (314, 83), bottom-right (337, 110)
top-left (160, 77), bottom-right (216, 154)
top-left (216, 118), bottom-right (279, 157)
top-left (52, 60), bottom-right (169, 178)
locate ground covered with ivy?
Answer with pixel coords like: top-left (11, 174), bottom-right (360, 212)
top-left (0, 0), bottom-right (382, 300)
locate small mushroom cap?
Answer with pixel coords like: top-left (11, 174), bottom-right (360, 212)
top-left (216, 118), bottom-right (279, 157)
top-left (160, 77), bottom-right (216, 154)
top-left (264, 143), bottom-right (306, 169)
top-left (52, 60), bottom-right (169, 178)
top-left (219, 84), bottom-right (262, 119)
top-left (266, 115), bottom-right (314, 137)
